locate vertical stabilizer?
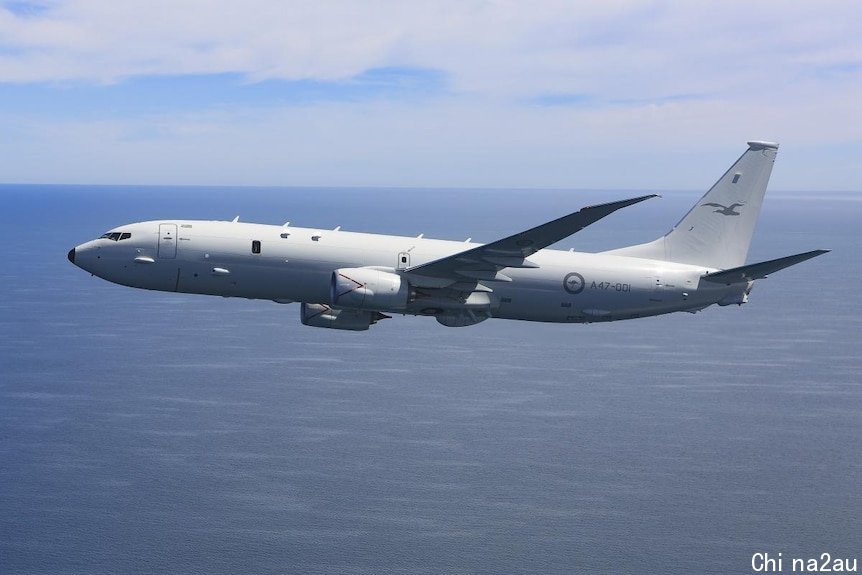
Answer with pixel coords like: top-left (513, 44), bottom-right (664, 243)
top-left (604, 141), bottom-right (778, 269)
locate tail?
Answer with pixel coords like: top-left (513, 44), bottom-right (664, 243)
top-left (605, 141), bottom-right (778, 269)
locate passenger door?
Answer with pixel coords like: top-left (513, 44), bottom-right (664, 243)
top-left (158, 223), bottom-right (177, 259)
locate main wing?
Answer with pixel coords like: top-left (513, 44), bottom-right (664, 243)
top-left (403, 194), bottom-right (657, 288)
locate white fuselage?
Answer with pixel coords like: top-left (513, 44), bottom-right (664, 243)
top-left (70, 219), bottom-right (748, 324)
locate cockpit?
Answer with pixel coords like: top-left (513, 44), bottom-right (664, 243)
top-left (99, 232), bottom-right (133, 241)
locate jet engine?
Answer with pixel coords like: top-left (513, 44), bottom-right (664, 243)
top-left (435, 309), bottom-right (491, 327)
top-left (300, 303), bottom-right (388, 331)
top-left (331, 268), bottom-right (411, 310)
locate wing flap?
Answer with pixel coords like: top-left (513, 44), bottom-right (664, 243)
top-left (481, 255), bottom-right (540, 268)
top-left (454, 270), bottom-right (513, 282)
top-left (702, 249), bottom-right (830, 284)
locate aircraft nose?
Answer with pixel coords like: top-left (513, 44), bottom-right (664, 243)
top-left (67, 248), bottom-right (76, 264)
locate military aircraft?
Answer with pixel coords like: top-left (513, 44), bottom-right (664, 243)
top-left (68, 141), bottom-right (827, 330)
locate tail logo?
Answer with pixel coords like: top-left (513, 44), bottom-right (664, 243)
top-left (701, 202), bottom-right (744, 216)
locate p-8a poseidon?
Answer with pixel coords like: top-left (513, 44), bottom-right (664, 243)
top-left (68, 141), bottom-right (827, 331)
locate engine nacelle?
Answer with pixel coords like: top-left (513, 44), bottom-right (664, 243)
top-left (435, 309), bottom-right (491, 327)
top-left (300, 303), bottom-right (387, 331)
top-left (331, 268), bottom-right (410, 311)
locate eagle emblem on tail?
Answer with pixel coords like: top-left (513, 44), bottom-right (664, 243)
top-left (701, 202), bottom-right (744, 216)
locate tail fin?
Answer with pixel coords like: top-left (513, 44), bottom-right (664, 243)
top-left (605, 141), bottom-right (778, 269)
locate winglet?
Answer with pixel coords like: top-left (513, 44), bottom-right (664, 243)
top-left (584, 194), bottom-right (658, 213)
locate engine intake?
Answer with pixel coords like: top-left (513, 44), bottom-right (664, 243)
top-left (331, 268), bottom-right (410, 310)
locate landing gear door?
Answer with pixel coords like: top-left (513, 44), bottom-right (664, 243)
top-left (158, 223), bottom-right (177, 259)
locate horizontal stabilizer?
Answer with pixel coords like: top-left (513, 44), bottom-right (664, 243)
top-left (702, 249), bottom-right (830, 284)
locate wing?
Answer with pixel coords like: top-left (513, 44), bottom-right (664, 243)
top-left (701, 249), bottom-right (830, 284)
top-left (403, 194), bottom-right (657, 288)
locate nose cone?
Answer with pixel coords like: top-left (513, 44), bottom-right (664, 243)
top-left (67, 248), bottom-right (76, 264)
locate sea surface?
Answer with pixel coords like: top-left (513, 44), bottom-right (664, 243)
top-left (1, 185), bottom-right (860, 575)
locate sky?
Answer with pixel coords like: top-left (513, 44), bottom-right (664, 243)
top-left (1, 0), bottom-right (861, 190)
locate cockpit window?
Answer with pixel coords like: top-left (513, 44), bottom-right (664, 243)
top-left (100, 232), bottom-right (132, 241)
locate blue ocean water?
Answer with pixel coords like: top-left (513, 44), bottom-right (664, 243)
top-left (0, 185), bottom-right (859, 575)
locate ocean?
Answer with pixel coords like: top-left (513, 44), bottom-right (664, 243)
top-left (1, 185), bottom-right (859, 574)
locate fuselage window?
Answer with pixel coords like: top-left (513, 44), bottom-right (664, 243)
top-left (252, 240), bottom-right (261, 254)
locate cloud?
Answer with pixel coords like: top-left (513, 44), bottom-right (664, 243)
top-left (3, 1), bottom-right (859, 98)
top-left (1, 1), bottom-right (861, 188)
top-left (5, 91), bottom-right (860, 190)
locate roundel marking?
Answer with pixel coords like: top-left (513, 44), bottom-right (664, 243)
top-left (563, 272), bottom-right (585, 295)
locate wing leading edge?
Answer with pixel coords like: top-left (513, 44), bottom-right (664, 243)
top-left (403, 194), bottom-right (658, 287)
